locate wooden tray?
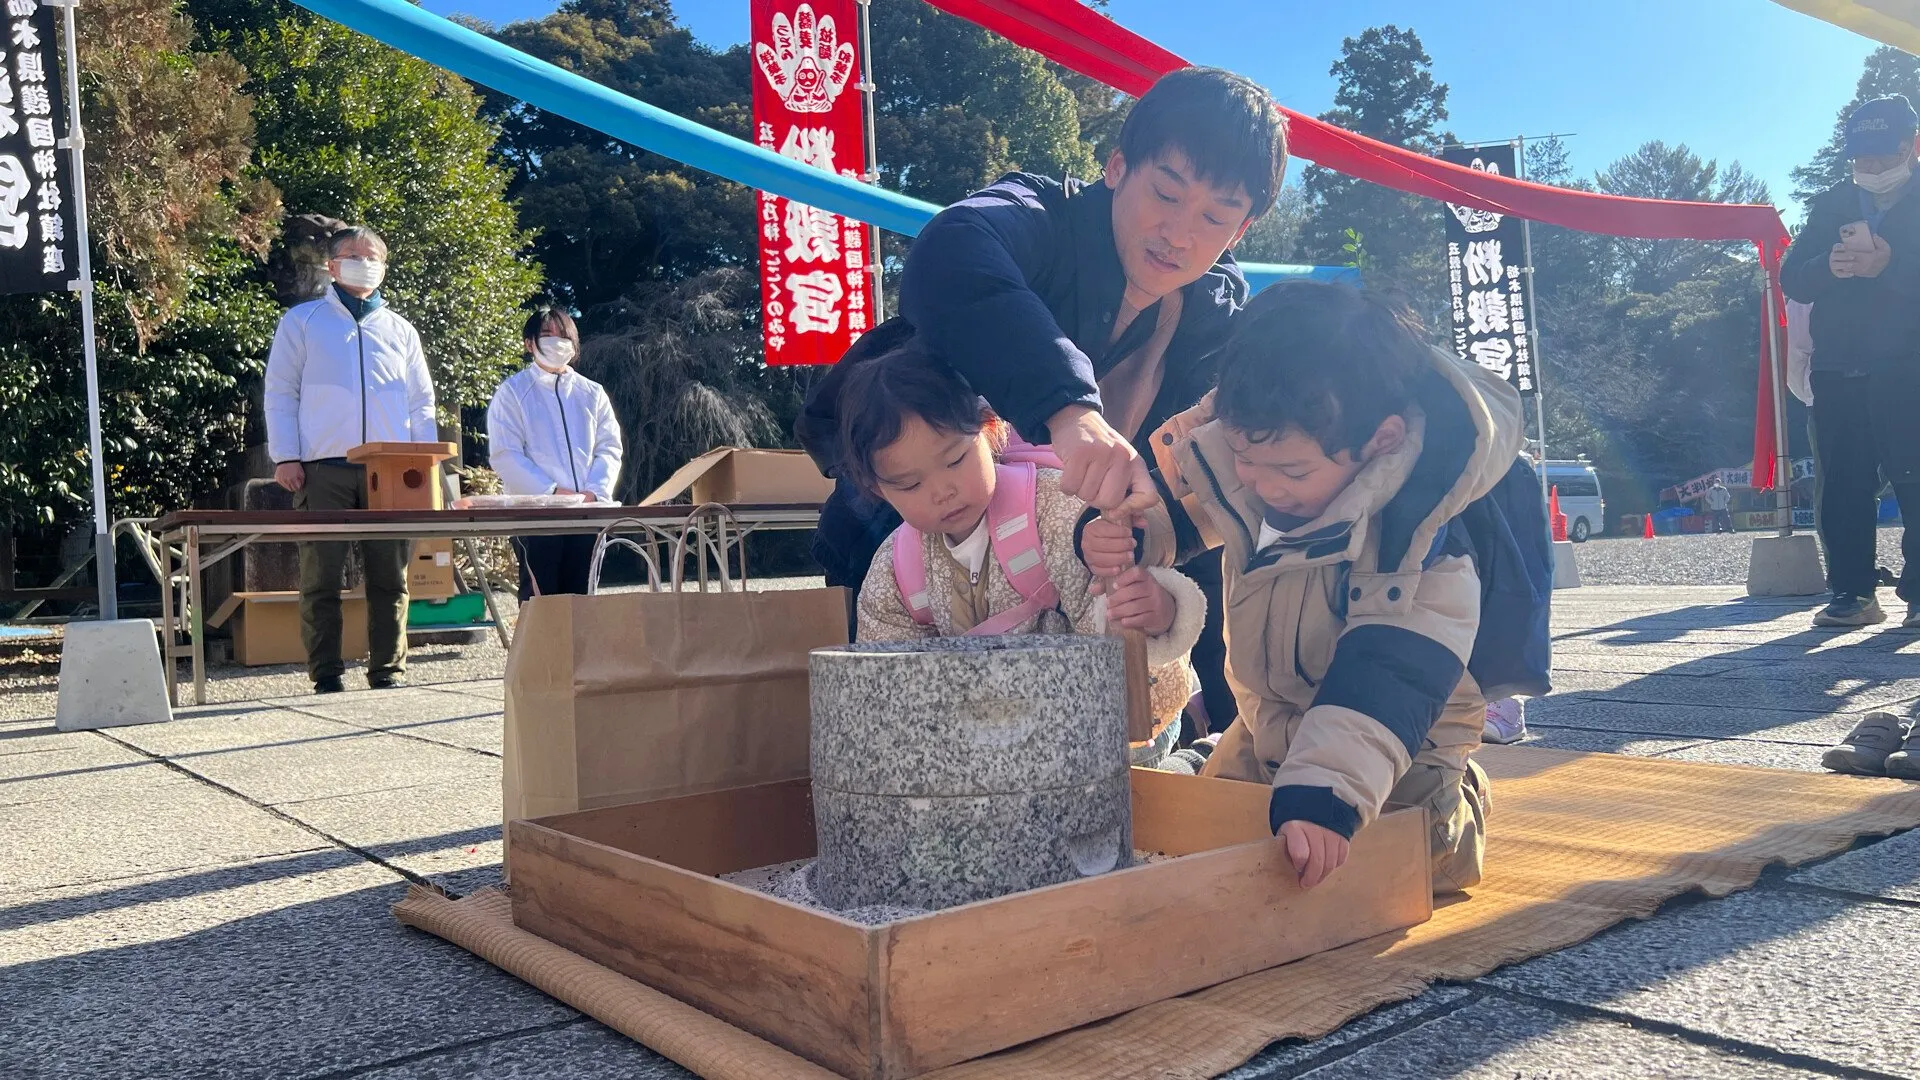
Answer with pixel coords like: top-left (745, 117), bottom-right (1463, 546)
top-left (508, 768), bottom-right (1433, 1080)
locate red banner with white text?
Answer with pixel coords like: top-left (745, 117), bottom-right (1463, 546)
top-left (750, 0), bottom-right (872, 365)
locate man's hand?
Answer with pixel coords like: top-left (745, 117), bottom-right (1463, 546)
top-left (1080, 513), bottom-right (1140, 578)
top-left (1853, 235), bottom-right (1894, 278)
top-left (1829, 244), bottom-right (1856, 278)
top-left (1048, 405), bottom-right (1157, 514)
top-left (1277, 819), bottom-right (1350, 889)
top-left (1099, 565), bottom-right (1175, 635)
top-left (274, 461), bottom-right (305, 493)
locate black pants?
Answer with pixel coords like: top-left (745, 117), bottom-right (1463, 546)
top-left (1811, 371), bottom-right (1920, 602)
top-left (515, 534), bottom-right (598, 600)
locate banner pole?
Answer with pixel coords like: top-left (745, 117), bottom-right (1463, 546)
top-left (1763, 268), bottom-right (1793, 537)
top-left (50, 0), bottom-right (112, 618)
top-left (1514, 136), bottom-right (1550, 514)
top-left (855, 0), bottom-right (882, 317)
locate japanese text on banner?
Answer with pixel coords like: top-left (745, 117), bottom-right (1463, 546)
top-left (0, 0), bottom-right (76, 296)
top-left (1441, 144), bottom-right (1534, 397)
top-left (750, 0), bottom-right (871, 366)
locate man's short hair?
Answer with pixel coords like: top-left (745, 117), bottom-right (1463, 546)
top-left (1118, 66), bottom-right (1288, 220)
top-left (1214, 282), bottom-right (1428, 456)
top-left (328, 225), bottom-right (389, 261)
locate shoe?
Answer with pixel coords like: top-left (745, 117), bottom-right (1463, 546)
top-left (1821, 712), bottom-right (1912, 775)
top-left (1813, 595), bottom-right (1886, 627)
top-left (314, 675), bottom-right (346, 695)
top-left (1482, 697), bottom-right (1527, 744)
top-left (1884, 725), bottom-right (1920, 780)
top-left (1905, 603), bottom-right (1920, 629)
top-left (367, 672), bottom-right (406, 690)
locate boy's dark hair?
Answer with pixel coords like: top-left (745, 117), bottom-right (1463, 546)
top-left (836, 338), bottom-right (996, 492)
top-left (522, 307), bottom-right (580, 351)
top-left (1214, 282), bottom-right (1430, 457)
top-left (1118, 66), bottom-right (1288, 220)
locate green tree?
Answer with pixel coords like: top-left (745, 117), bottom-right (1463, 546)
top-left (0, 0), bottom-right (281, 536)
top-left (1296, 26), bottom-right (1452, 308)
top-left (870, 1), bottom-right (1098, 206)
top-left (205, 4), bottom-right (543, 413)
top-left (1594, 141), bottom-right (1767, 294)
top-left (483, 0), bottom-right (757, 312)
top-left (1790, 46), bottom-right (1920, 211)
top-left (1232, 184), bottom-right (1308, 264)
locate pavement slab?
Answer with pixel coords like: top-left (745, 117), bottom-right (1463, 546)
top-left (1520, 698), bottom-right (1861, 745)
top-left (1480, 887), bottom-right (1920, 1076)
top-left (1511, 726), bottom-right (1702, 756)
top-left (0, 859), bottom-right (579, 1080)
top-left (282, 689), bottom-right (504, 756)
top-left (345, 1020), bottom-right (689, 1079)
top-left (1251, 994), bottom-right (1840, 1079)
top-left (275, 773), bottom-right (503, 885)
top-left (1221, 988), bottom-right (1472, 1078)
top-left (2, 766), bottom-right (326, 897)
top-left (1790, 828), bottom-right (1920, 903)
top-left (1657, 738), bottom-right (1850, 773)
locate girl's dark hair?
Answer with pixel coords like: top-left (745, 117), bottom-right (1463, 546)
top-left (1214, 282), bottom-right (1430, 456)
top-left (836, 338), bottom-right (998, 492)
top-left (522, 307), bottom-right (580, 352)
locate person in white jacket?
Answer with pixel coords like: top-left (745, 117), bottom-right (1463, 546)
top-left (263, 225), bottom-right (438, 694)
top-left (486, 308), bottom-right (624, 597)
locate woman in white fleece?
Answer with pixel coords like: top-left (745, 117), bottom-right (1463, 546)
top-left (485, 309), bottom-right (623, 598)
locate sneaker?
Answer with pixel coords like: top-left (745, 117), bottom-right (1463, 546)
top-left (1813, 595), bottom-right (1886, 627)
top-left (1884, 725), bottom-right (1920, 780)
top-left (1482, 697), bottom-right (1527, 744)
top-left (367, 672), bottom-right (406, 690)
top-left (1905, 603), bottom-right (1920, 630)
top-left (1821, 712), bottom-right (1912, 776)
top-left (314, 675), bottom-right (346, 695)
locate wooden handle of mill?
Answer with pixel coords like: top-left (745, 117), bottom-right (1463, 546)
top-left (1118, 620), bottom-right (1154, 744)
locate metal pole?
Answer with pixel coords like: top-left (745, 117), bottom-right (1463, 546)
top-left (1763, 271), bottom-right (1793, 537)
top-left (1514, 137), bottom-right (1550, 512)
top-left (52, 0), bottom-right (112, 618)
top-left (855, 0), bottom-right (883, 318)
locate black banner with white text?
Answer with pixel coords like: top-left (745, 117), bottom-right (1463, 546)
top-left (1441, 143), bottom-right (1535, 397)
top-left (0, 0), bottom-right (75, 295)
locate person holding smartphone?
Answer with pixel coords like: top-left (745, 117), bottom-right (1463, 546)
top-left (1781, 96), bottom-right (1920, 630)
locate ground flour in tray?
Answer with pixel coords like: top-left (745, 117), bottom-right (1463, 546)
top-left (719, 852), bottom-right (1178, 926)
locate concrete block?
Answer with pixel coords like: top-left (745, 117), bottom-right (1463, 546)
top-left (1550, 539), bottom-right (1581, 589)
top-left (1746, 532), bottom-right (1827, 597)
top-left (54, 619), bottom-right (173, 732)
top-left (807, 634), bottom-right (1131, 909)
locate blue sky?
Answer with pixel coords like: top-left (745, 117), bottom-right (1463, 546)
top-left (422, 0), bottom-right (1882, 222)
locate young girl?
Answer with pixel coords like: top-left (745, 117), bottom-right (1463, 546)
top-left (486, 308), bottom-right (624, 597)
top-left (837, 339), bottom-right (1206, 769)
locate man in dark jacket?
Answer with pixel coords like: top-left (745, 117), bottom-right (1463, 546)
top-left (1782, 95), bottom-right (1920, 628)
top-left (797, 66), bottom-right (1288, 737)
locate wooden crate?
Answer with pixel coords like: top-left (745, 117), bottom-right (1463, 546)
top-left (508, 768), bottom-right (1433, 1080)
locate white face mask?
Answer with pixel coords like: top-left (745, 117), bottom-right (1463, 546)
top-left (1854, 159), bottom-right (1914, 195)
top-left (333, 257), bottom-right (387, 290)
top-left (534, 335), bottom-right (576, 370)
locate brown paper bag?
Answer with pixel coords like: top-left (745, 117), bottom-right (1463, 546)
top-left (503, 585), bottom-right (849, 831)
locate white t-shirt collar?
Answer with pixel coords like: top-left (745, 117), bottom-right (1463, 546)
top-left (944, 515), bottom-right (991, 576)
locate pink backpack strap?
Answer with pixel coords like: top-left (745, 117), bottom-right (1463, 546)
top-left (964, 461), bottom-right (1060, 636)
top-left (998, 435), bottom-right (1064, 470)
top-left (889, 521), bottom-right (936, 626)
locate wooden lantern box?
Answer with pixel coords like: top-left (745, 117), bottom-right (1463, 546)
top-left (345, 441), bottom-right (458, 510)
top-left (507, 768), bottom-right (1433, 1080)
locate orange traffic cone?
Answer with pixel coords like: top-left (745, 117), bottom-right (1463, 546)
top-left (1643, 513), bottom-right (1656, 539)
top-left (1549, 485), bottom-right (1568, 542)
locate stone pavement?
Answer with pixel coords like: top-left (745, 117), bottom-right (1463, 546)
top-left (4, 585), bottom-right (1919, 1079)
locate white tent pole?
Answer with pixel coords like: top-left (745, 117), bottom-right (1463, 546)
top-left (50, 0), bottom-right (112, 618)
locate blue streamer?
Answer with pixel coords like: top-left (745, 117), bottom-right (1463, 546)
top-left (290, 0), bottom-right (1348, 284)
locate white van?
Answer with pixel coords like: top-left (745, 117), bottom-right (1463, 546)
top-left (1538, 459), bottom-right (1606, 542)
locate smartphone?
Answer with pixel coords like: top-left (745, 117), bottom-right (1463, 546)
top-left (1840, 221), bottom-right (1876, 253)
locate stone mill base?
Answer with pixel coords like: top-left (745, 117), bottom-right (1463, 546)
top-left (810, 772), bottom-right (1134, 910)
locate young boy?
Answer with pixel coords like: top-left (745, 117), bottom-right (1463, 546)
top-left (1084, 283), bottom-right (1530, 893)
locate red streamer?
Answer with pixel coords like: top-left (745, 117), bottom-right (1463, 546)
top-left (923, 0), bottom-right (1793, 489)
